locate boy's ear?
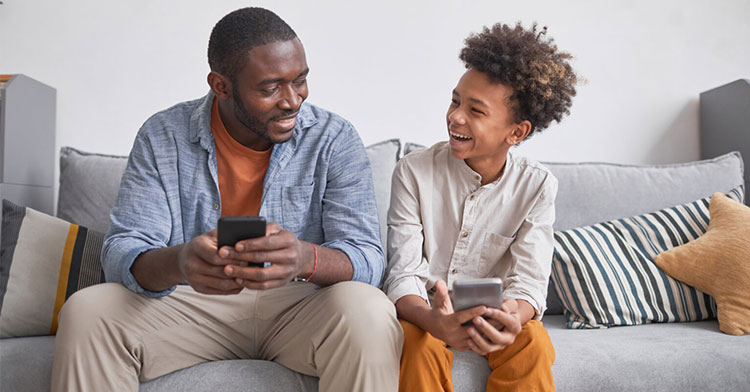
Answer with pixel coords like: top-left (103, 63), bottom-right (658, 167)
top-left (508, 120), bottom-right (532, 145)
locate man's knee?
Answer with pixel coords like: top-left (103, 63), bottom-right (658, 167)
top-left (321, 282), bottom-right (402, 351)
top-left (324, 282), bottom-right (395, 317)
top-left (57, 283), bottom-right (137, 338)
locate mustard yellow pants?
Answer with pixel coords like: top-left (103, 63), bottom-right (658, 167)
top-left (399, 319), bottom-right (555, 392)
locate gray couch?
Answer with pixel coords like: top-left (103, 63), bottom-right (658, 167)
top-left (1, 140), bottom-right (749, 391)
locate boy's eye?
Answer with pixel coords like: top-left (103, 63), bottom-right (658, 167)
top-left (471, 108), bottom-right (485, 115)
top-left (450, 98), bottom-right (459, 105)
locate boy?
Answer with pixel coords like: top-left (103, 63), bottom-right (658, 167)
top-left (384, 23), bottom-right (577, 391)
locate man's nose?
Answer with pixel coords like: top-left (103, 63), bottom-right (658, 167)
top-left (279, 85), bottom-right (301, 109)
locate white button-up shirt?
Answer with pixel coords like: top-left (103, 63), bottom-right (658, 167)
top-left (383, 141), bottom-right (557, 318)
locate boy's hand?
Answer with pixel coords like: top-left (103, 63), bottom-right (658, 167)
top-left (465, 299), bottom-right (522, 355)
top-left (426, 280), bottom-right (487, 351)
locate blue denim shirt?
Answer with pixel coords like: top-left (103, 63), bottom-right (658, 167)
top-left (102, 92), bottom-right (383, 297)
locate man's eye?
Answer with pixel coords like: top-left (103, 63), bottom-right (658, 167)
top-left (263, 86), bottom-right (279, 94)
top-left (294, 79), bottom-right (307, 86)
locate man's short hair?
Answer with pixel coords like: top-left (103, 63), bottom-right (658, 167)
top-left (208, 7), bottom-right (297, 81)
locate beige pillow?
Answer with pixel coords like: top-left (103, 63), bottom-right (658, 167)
top-left (654, 193), bottom-right (750, 335)
top-left (1, 199), bottom-right (105, 337)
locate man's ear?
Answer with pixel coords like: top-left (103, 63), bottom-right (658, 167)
top-left (207, 71), bottom-right (232, 100)
top-left (508, 120), bottom-right (532, 145)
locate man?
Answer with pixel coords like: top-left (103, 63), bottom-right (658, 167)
top-left (51, 7), bottom-right (402, 391)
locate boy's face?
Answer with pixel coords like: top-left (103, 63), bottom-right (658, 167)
top-left (446, 68), bottom-right (526, 166)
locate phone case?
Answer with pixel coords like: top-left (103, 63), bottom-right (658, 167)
top-left (217, 216), bottom-right (268, 267)
top-left (452, 278), bottom-right (504, 311)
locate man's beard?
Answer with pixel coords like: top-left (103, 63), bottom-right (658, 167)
top-left (232, 91), bottom-right (271, 143)
top-left (231, 91), bottom-right (299, 144)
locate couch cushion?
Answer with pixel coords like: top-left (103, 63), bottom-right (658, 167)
top-left (544, 151), bottom-right (744, 231)
top-left (5, 318), bottom-right (749, 392)
top-left (450, 349), bottom-right (491, 391)
top-left (0, 335), bottom-right (55, 391)
top-left (57, 147), bottom-right (128, 234)
top-left (0, 199), bottom-right (105, 338)
top-left (545, 315), bottom-right (750, 391)
top-left (542, 151), bottom-right (744, 316)
top-left (364, 139), bottom-right (401, 252)
top-left (655, 192), bottom-right (750, 335)
top-left (139, 359), bottom-right (318, 392)
top-left (551, 187), bottom-right (743, 329)
top-left (402, 142), bottom-right (425, 158)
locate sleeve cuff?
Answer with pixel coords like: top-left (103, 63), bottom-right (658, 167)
top-left (385, 276), bottom-right (429, 305)
top-left (118, 247), bottom-right (176, 298)
top-left (324, 240), bottom-right (384, 287)
top-left (503, 290), bottom-right (545, 321)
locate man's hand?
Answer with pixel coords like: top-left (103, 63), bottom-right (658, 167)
top-left (218, 222), bottom-right (309, 290)
top-left (465, 298), bottom-right (523, 355)
top-left (176, 230), bottom-right (244, 295)
top-left (424, 280), bottom-right (488, 351)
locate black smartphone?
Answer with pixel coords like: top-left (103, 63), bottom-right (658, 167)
top-left (217, 216), bottom-right (269, 267)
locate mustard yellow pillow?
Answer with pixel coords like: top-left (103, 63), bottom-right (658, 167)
top-left (654, 192), bottom-right (750, 335)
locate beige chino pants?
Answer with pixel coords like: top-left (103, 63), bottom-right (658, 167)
top-left (51, 281), bottom-right (402, 391)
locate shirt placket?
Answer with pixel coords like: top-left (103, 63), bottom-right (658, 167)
top-left (447, 177), bottom-right (482, 287)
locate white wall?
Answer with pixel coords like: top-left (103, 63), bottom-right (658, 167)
top-left (1, 0), bottom-right (749, 166)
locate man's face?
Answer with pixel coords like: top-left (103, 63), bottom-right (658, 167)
top-left (446, 68), bottom-right (522, 165)
top-left (226, 38), bottom-right (309, 150)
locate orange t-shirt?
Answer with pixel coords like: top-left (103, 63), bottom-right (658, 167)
top-left (211, 98), bottom-right (272, 217)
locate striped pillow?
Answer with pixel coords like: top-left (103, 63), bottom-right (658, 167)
top-left (551, 186), bottom-right (744, 329)
top-left (1, 199), bottom-right (105, 337)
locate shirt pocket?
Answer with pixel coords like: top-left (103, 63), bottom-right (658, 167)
top-left (282, 184), bottom-right (314, 235)
top-left (476, 232), bottom-right (516, 277)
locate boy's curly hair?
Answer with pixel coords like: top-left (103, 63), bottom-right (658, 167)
top-left (460, 23), bottom-right (577, 137)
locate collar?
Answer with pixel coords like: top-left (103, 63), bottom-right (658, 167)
top-left (447, 147), bottom-right (514, 188)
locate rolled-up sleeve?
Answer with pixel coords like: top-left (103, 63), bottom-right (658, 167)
top-left (504, 175), bottom-right (558, 319)
top-left (320, 124), bottom-right (384, 287)
top-left (383, 159), bottom-right (430, 304)
top-left (101, 131), bottom-right (175, 298)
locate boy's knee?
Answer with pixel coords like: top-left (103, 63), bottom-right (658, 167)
top-left (399, 319), bottom-right (425, 342)
top-left (399, 319), bottom-right (451, 363)
top-left (400, 319), bottom-right (433, 350)
top-left (517, 320), bottom-right (555, 362)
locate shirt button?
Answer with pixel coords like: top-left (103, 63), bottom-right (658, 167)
top-left (451, 268), bottom-right (458, 274)
top-left (475, 175), bottom-right (481, 181)
top-left (461, 231), bottom-right (468, 238)
top-left (213, 203), bottom-right (220, 210)
top-left (469, 195), bottom-right (475, 201)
